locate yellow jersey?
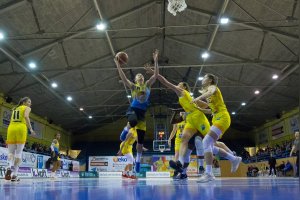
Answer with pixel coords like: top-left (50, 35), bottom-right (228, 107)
top-left (207, 87), bottom-right (227, 113)
top-left (176, 121), bottom-right (185, 139)
top-left (179, 90), bottom-right (197, 113)
top-left (123, 128), bottom-right (137, 146)
top-left (10, 105), bottom-right (27, 124)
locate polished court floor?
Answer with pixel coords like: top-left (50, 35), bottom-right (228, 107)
top-left (0, 177), bottom-right (299, 200)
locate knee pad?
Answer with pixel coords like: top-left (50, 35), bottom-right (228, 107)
top-left (125, 154), bottom-right (134, 164)
top-left (213, 146), bottom-right (220, 155)
top-left (203, 135), bottom-right (215, 153)
top-left (127, 111), bottom-right (138, 127)
top-left (14, 157), bottom-right (22, 166)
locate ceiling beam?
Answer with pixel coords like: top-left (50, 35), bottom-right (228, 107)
top-left (166, 36), bottom-right (283, 73)
top-left (0, 0), bottom-right (156, 65)
top-left (0, 60), bottom-right (296, 76)
top-left (187, 5), bottom-right (299, 41)
top-left (0, 0), bottom-right (27, 15)
top-left (0, 46), bottom-right (83, 115)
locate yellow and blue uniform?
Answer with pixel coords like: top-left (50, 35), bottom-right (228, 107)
top-left (51, 139), bottom-right (60, 161)
top-left (207, 87), bottom-right (231, 135)
top-left (179, 90), bottom-right (210, 136)
top-left (120, 128), bottom-right (137, 155)
top-left (128, 83), bottom-right (150, 131)
top-left (175, 121), bottom-right (185, 151)
top-left (6, 105), bottom-right (28, 144)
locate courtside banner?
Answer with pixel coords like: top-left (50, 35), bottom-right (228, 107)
top-left (89, 156), bottom-right (128, 172)
top-left (21, 151), bottom-right (37, 168)
top-left (32, 168), bottom-right (48, 178)
top-left (98, 172), bottom-right (122, 177)
top-left (146, 172), bottom-right (170, 178)
top-left (18, 167), bottom-right (33, 178)
top-left (0, 147), bottom-right (8, 166)
top-left (79, 171), bottom-right (98, 178)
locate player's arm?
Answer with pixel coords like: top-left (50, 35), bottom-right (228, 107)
top-left (170, 110), bottom-right (183, 124)
top-left (194, 85), bottom-right (217, 101)
top-left (24, 107), bottom-right (35, 135)
top-left (50, 139), bottom-right (58, 157)
top-left (114, 57), bottom-right (134, 89)
top-left (158, 75), bottom-right (183, 97)
top-left (146, 49), bottom-right (159, 87)
top-left (195, 106), bottom-right (212, 114)
top-left (168, 124), bottom-right (177, 145)
top-left (290, 144), bottom-right (296, 157)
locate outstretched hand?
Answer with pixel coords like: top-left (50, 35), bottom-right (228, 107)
top-left (144, 63), bottom-right (154, 74)
top-left (153, 49), bottom-right (159, 62)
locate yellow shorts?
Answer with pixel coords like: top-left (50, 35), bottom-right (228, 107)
top-left (175, 137), bottom-right (182, 152)
top-left (6, 123), bottom-right (27, 144)
top-left (184, 110), bottom-right (210, 136)
top-left (212, 111), bottom-right (231, 136)
top-left (121, 142), bottom-right (133, 155)
top-left (136, 120), bottom-right (146, 131)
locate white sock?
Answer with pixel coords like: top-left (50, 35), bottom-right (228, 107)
top-left (136, 153), bottom-right (142, 162)
top-left (206, 165), bottom-right (212, 174)
top-left (198, 159), bottom-right (204, 167)
top-left (225, 153), bottom-right (236, 161)
top-left (178, 156), bottom-right (184, 165)
top-left (14, 166), bottom-right (19, 176)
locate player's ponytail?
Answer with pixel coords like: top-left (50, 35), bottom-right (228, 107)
top-left (206, 73), bottom-right (218, 86)
top-left (13, 97), bottom-right (30, 110)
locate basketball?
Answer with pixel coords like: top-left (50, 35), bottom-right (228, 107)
top-left (116, 52), bottom-right (128, 65)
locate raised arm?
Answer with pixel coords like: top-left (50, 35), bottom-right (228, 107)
top-left (114, 58), bottom-right (134, 88)
top-left (146, 49), bottom-right (159, 87)
top-left (157, 75), bottom-right (183, 96)
top-left (195, 85), bottom-right (217, 101)
top-left (168, 124), bottom-right (177, 146)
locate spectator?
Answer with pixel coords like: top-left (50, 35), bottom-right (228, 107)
top-left (283, 160), bottom-right (293, 176)
top-left (268, 153), bottom-right (277, 177)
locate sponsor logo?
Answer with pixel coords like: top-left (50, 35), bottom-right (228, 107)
top-left (0, 153), bottom-right (7, 161)
top-left (90, 161), bottom-right (108, 166)
top-left (112, 157), bottom-right (127, 163)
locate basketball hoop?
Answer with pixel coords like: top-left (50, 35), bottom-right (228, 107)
top-left (159, 145), bottom-right (165, 153)
top-left (167, 0), bottom-right (187, 16)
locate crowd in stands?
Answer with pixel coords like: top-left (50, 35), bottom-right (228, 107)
top-left (242, 139), bottom-right (294, 163)
top-left (0, 135), bottom-right (72, 160)
top-left (247, 160), bottom-right (294, 177)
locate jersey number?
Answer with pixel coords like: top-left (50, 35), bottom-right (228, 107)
top-left (12, 110), bottom-right (20, 121)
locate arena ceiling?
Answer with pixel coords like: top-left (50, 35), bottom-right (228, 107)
top-left (0, 0), bottom-right (298, 135)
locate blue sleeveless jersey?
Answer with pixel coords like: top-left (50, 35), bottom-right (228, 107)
top-left (130, 83), bottom-right (150, 110)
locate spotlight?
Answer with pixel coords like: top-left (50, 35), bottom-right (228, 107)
top-left (51, 82), bottom-right (58, 88)
top-left (201, 52), bottom-right (210, 59)
top-left (272, 74), bottom-right (279, 80)
top-left (96, 22), bottom-right (106, 31)
top-left (220, 17), bottom-right (229, 24)
top-left (67, 96), bottom-right (72, 101)
top-left (28, 62), bottom-right (37, 69)
top-left (241, 102), bottom-right (246, 106)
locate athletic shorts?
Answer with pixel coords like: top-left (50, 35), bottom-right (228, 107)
top-left (6, 123), bottom-right (27, 144)
top-left (212, 111), bottom-right (231, 136)
top-left (184, 110), bottom-right (210, 137)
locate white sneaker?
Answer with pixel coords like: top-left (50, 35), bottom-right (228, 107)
top-left (231, 157), bottom-right (242, 173)
top-left (196, 173), bottom-right (215, 183)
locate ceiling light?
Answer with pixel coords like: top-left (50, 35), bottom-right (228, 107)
top-left (89, 116), bottom-right (93, 119)
top-left (28, 62), bottom-right (37, 69)
top-left (67, 96), bottom-right (72, 101)
top-left (220, 17), bottom-right (229, 24)
top-left (96, 22), bottom-right (106, 31)
top-left (51, 82), bottom-right (58, 88)
top-left (231, 112), bottom-right (236, 115)
top-left (127, 95), bottom-right (131, 98)
top-left (241, 102), bottom-right (246, 106)
top-left (272, 74), bottom-right (278, 80)
top-left (0, 32), bottom-right (4, 40)
top-left (254, 90), bottom-right (260, 95)
top-left (79, 108), bottom-right (84, 111)
top-left (201, 52), bottom-right (210, 59)
top-left (190, 93), bottom-right (194, 96)
top-left (198, 76), bottom-right (204, 81)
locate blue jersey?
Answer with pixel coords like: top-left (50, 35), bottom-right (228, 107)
top-left (130, 83), bottom-right (150, 110)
